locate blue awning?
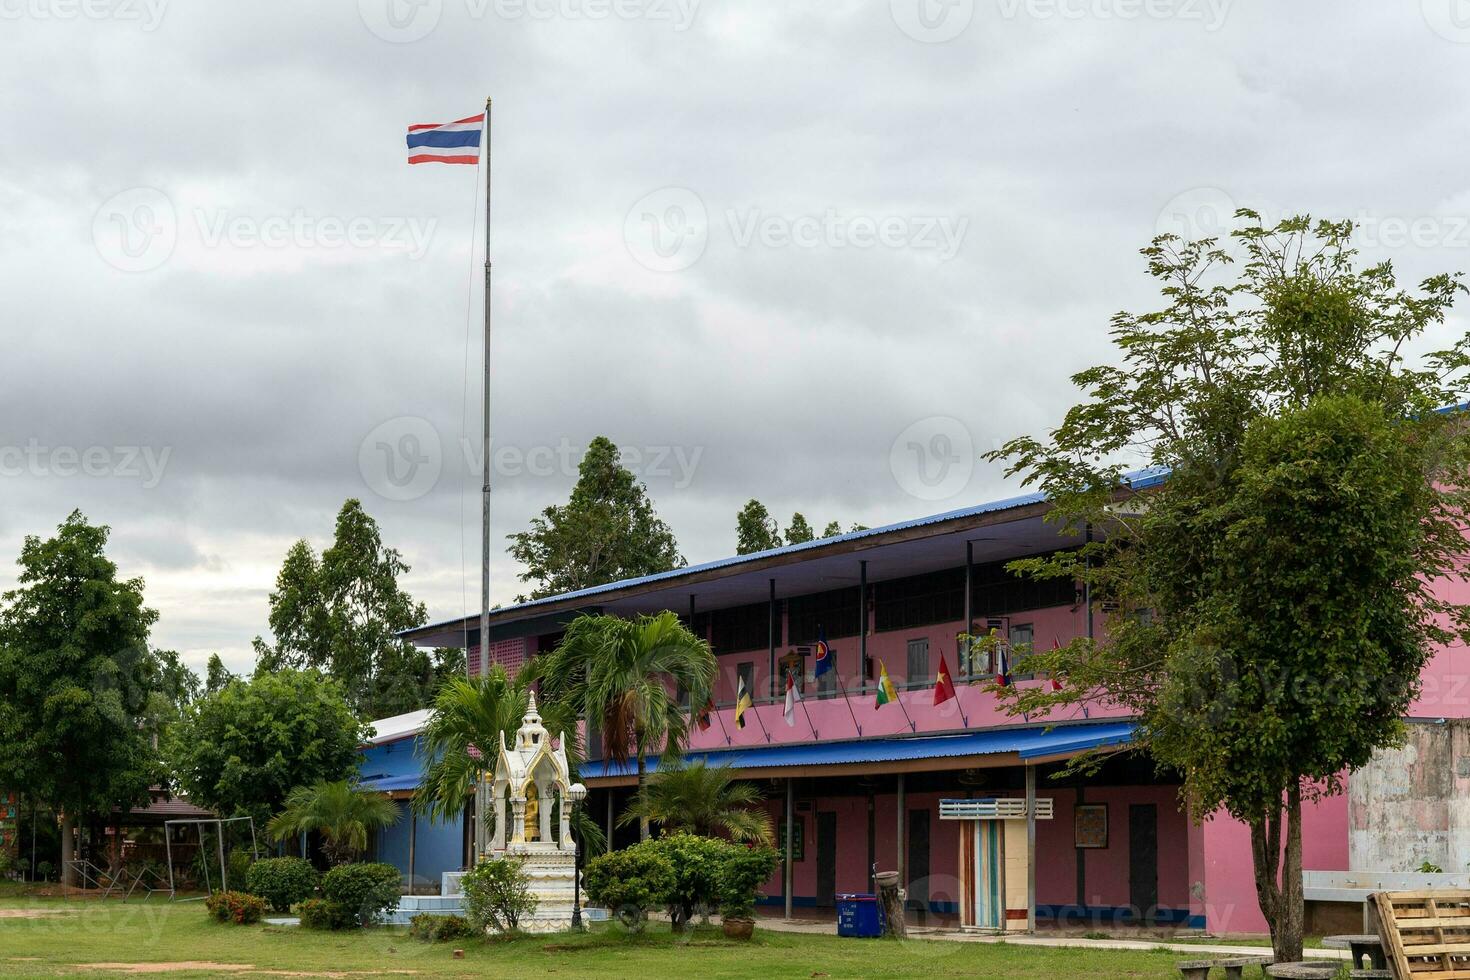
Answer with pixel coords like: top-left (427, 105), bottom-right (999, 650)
top-left (578, 721), bottom-right (1135, 780)
top-left (358, 774), bottom-right (421, 793)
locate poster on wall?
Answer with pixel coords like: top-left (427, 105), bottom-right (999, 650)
top-left (1074, 803), bottom-right (1108, 849)
top-left (778, 817), bottom-right (805, 861)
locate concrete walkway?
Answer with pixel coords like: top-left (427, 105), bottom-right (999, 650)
top-left (755, 916), bottom-right (1350, 962)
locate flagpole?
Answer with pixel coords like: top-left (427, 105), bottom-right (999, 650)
top-left (478, 95), bottom-right (493, 686)
top-left (476, 97), bottom-right (493, 863)
top-left (833, 669), bottom-right (863, 737)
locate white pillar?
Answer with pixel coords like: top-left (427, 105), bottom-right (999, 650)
top-left (1026, 765), bottom-right (1037, 935)
top-left (559, 787), bottom-right (573, 850)
top-left (511, 797), bottom-right (527, 844)
top-left (540, 782), bottom-right (554, 843)
top-left (492, 784), bottom-right (506, 851)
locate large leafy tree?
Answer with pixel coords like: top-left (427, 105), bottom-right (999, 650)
top-left (167, 669), bottom-right (368, 825)
top-left (252, 499), bottom-right (453, 718)
top-left (989, 214), bottom-right (1470, 959)
top-left (267, 780), bottom-right (399, 866)
top-left (735, 499), bottom-right (782, 554)
top-left (509, 436), bottom-right (684, 600)
top-left (619, 760), bottom-right (772, 844)
top-left (412, 667), bottom-right (605, 855)
top-left (534, 612), bottom-right (716, 841)
top-left (0, 512), bottom-right (164, 884)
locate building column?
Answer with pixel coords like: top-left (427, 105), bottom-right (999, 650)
top-left (559, 787), bottom-right (573, 850)
top-left (896, 774), bottom-right (906, 896)
top-left (768, 578), bottom-right (778, 699)
top-left (1026, 765), bottom-right (1037, 934)
top-left (605, 789), bottom-right (614, 850)
top-left (963, 540), bottom-right (974, 674)
top-left (859, 561), bottom-right (868, 693)
top-left (407, 809), bottom-right (417, 895)
top-left (540, 784), bottom-right (554, 843)
top-left (784, 779), bottom-right (794, 920)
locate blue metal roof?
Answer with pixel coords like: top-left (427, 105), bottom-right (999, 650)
top-left (408, 467), bottom-right (1170, 637)
top-left (578, 721), bottom-right (1135, 780)
top-left (358, 774), bottom-right (421, 793)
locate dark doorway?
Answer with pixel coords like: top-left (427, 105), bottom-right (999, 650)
top-left (1128, 803), bottom-right (1159, 922)
top-left (816, 811), bottom-right (838, 907)
top-left (906, 808), bottom-right (930, 915)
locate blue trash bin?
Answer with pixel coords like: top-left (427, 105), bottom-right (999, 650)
top-left (836, 893), bottom-right (884, 937)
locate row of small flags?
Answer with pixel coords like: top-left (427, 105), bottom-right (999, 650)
top-left (695, 632), bottom-right (1067, 730)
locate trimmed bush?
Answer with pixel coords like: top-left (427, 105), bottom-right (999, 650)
top-left (245, 857), bottom-right (320, 913)
top-left (718, 845), bottom-right (779, 920)
top-left (204, 890), bottom-right (267, 925)
top-left (408, 913), bottom-right (480, 942)
top-left (461, 856), bottom-right (537, 933)
top-left (297, 897), bottom-right (350, 930)
top-left (583, 845), bottom-right (674, 932)
top-left (644, 833), bottom-right (736, 932)
top-left (321, 862), bottom-right (401, 927)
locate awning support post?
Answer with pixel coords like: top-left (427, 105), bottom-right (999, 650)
top-left (784, 779), bottom-right (794, 920)
top-left (1026, 764), bottom-right (1037, 934)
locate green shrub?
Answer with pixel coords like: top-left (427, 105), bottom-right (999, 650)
top-left (204, 890), bottom-right (267, 925)
top-left (717, 845), bottom-right (779, 920)
top-left (583, 845), bottom-right (674, 932)
top-left (461, 857), bottom-right (537, 933)
top-left (297, 897), bottom-right (350, 930)
top-left (227, 848), bottom-right (255, 888)
top-left (644, 833), bottom-right (737, 932)
top-left (245, 857), bottom-right (320, 913)
top-left (321, 862), bottom-right (401, 927)
top-left (408, 913), bottom-right (480, 942)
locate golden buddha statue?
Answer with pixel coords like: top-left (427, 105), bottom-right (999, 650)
top-left (523, 783), bottom-right (540, 842)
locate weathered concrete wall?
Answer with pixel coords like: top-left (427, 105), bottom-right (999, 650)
top-left (1349, 719), bottom-right (1470, 873)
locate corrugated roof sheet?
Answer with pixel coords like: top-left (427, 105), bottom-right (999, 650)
top-left (408, 467), bottom-right (1170, 637)
top-left (577, 721), bottom-right (1134, 780)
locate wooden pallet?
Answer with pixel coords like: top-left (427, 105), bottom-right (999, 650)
top-left (1371, 890), bottom-right (1470, 979)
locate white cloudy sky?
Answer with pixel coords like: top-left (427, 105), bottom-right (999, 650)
top-left (4, 0), bottom-right (1470, 675)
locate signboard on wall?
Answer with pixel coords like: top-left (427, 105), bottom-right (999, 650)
top-left (778, 816), bottom-right (805, 862)
top-left (0, 790), bottom-right (18, 860)
top-left (1075, 803), bottom-right (1108, 849)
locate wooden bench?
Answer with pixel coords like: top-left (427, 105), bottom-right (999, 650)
top-left (1175, 956), bottom-right (1275, 978)
top-left (1372, 889), bottom-right (1470, 979)
top-left (1263, 964), bottom-right (1340, 978)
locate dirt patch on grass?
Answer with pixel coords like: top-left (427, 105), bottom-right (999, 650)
top-left (80, 966), bottom-right (419, 978)
top-left (0, 908), bottom-right (73, 918)
top-left (80, 964), bottom-right (258, 974)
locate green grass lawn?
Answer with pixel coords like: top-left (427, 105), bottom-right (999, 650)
top-left (0, 887), bottom-right (1191, 979)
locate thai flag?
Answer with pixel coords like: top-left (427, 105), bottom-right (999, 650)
top-left (407, 113), bottom-right (484, 165)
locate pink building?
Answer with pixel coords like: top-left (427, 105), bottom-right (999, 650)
top-left (402, 476), bottom-right (1466, 934)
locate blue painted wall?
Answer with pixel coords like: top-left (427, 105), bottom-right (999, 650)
top-left (360, 737), bottom-right (464, 892)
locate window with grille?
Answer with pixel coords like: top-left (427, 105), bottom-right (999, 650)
top-left (786, 587), bottom-right (862, 644)
top-left (709, 602), bottom-right (776, 653)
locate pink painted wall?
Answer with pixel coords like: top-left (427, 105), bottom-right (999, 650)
top-left (1198, 790), bottom-right (1350, 934)
top-left (1415, 573), bottom-right (1470, 717)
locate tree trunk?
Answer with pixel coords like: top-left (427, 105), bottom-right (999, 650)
top-left (1249, 786), bottom-right (1304, 963)
top-left (60, 812), bottom-right (75, 887)
top-left (636, 752), bottom-right (649, 842)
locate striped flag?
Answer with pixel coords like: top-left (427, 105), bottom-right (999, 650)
top-left (875, 660), bottom-right (898, 707)
top-left (407, 113), bottom-right (484, 165)
top-left (784, 670), bottom-right (801, 726)
top-left (734, 675), bottom-right (753, 729)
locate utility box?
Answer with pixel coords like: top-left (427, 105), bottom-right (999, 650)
top-left (836, 893), bottom-right (883, 938)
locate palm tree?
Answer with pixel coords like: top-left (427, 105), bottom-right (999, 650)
top-left (619, 760), bottom-right (772, 844)
top-left (534, 611), bottom-right (715, 841)
top-left (412, 666), bottom-right (605, 855)
top-left (267, 780), bottom-right (399, 866)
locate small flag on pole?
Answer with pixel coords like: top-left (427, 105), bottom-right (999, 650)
top-left (734, 675), bottom-right (753, 729)
top-left (875, 660), bottom-right (898, 707)
top-left (934, 653), bottom-right (957, 706)
top-left (406, 113), bottom-right (485, 165)
top-left (812, 628), bottom-right (833, 680)
top-left (695, 696), bottom-right (714, 731)
top-left (994, 639), bottom-right (1012, 692)
top-left (1049, 637), bottom-right (1064, 692)
top-left (784, 671), bottom-right (801, 726)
